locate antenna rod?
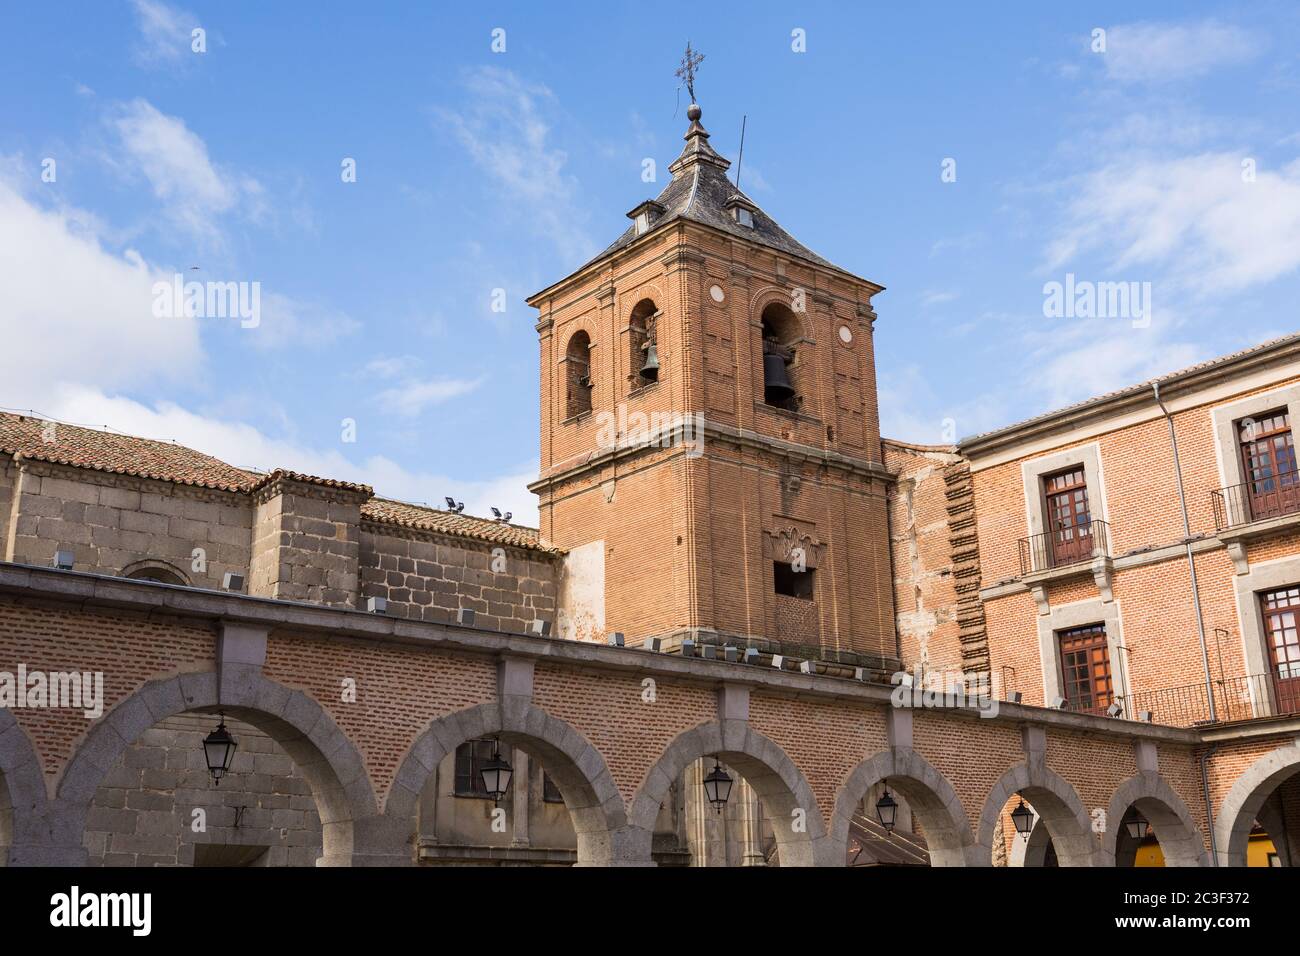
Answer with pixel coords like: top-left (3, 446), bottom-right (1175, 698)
top-left (734, 114), bottom-right (747, 193)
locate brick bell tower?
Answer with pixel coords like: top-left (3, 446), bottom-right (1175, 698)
top-left (527, 96), bottom-right (896, 664)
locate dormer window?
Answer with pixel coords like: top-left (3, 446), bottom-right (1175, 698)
top-left (725, 195), bottom-right (757, 229)
top-left (626, 200), bottom-right (666, 239)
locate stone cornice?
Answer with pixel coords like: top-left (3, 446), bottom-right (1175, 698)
top-left (10, 455), bottom-right (249, 507)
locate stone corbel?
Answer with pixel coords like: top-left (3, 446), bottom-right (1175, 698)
top-left (1091, 557), bottom-right (1114, 603)
top-left (1226, 541), bottom-right (1249, 575)
top-left (1030, 583), bottom-right (1050, 616)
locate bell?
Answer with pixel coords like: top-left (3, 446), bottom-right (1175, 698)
top-left (763, 352), bottom-right (795, 404)
top-left (639, 341), bottom-right (659, 381)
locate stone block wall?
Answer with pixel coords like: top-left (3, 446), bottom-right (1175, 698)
top-left (3, 460), bottom-right (251, 590)
top-left (83, 714), bottom-right (323, 867)
top-left (358, 527), bottom-right (558, 631)
top-left (248, 477), bottom-right (366, 608)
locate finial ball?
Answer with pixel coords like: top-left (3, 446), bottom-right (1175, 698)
top-left (687, 103), bottom-right (702, 122)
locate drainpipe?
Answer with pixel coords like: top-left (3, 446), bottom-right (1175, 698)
top-left (1153, 382), bottom-right (1217, 722)
top-left (1199, 744), bottom-right (1220, 865)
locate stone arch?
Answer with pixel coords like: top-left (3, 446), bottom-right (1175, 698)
top-left (1102, 772), bottom-right (1208, 867)
top-left (627, 297), bottom-right (660, 390)
top-left (120, 559), bottom-right (191, 586)
top-left (1009, 813), bottom-right (1056, 867)
top-left (1216, 740), bottom-right (1300, 866)
top-left (630, 720), bottom-right (830, 867)
top-left (56, 671), bottom-right (377, 866)
top-left (978, 762), bottom-right (1095, 866)
top-left (563, 329), bottom-right (593, 418)
top-left (830, 749), bottom-right (978, 866)
top-left (0, 708), bottom-right (49, 866)
top-left (385, 701), bottom-right (629, 866)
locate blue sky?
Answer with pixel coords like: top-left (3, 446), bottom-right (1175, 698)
top-left (2, 2), bottom-right (1299, 524)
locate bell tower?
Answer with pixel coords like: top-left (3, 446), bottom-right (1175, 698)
top-left (527, 88), bottom-right (896, 664)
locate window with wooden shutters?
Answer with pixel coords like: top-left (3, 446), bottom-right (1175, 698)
top-left (1239, 410), bottom-right (1299, 521)
top-left (1058, 623), bottom-right (1112, 715)
top-left (1043, 467), bottom-right (1092, 568)
top-left (1260, 585), bottom-right (1300, 715)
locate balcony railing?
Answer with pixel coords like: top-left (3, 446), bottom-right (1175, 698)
top-left (1119, 672), bottom-right (1300, 728)
top-left (1018, 518), bottom-right (1109, 577)
top-left (1212, 467), bottom-right (1300, 531)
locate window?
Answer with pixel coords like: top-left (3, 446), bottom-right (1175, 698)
top-left (564, 331), bottom-right (593, 418)
top-left (542, 772), bottom-right (564, 804)
top-left (1043, 467), bottom-right (1092, 568)
top-left (773, 561), bottom-right (814, 599)
top-left (735, 207), bottom-right (753, 228)
top-left (1239, 409), bottom-right (1299, 521)
top-left (453, 738), bottom-right (500, 799)
top-left (1058, 623), bottom-right (1112, 715)
top-left (1260, 585), bottom-right (1300, 714)
top-left (760, 302), bottom-right (802, 412)
top-left (628, 299), bottom-right (659, 390)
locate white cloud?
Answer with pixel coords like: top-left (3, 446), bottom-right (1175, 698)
top-left (130, 0), bottom-right (197, 67)
top-left (1046, 152), bottom-right (1300, 293)
top-left (110, 99), bottom-right (252, 244)
top-left (0, 174), bottom-right (202, 405)
top-left (920, 289), bottom-right (959, 307)
top-left (37, 385), bottom-right (540, 526)
top-left (1098, 19), bottom-right (1261, 83)
top-left (374, 376), bottom-right (487, 417)
top-left (437, 66), bottom-right (595, 264)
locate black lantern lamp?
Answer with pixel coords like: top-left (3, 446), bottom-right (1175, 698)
top-left (1010, 797), bottom-right (1035, 840)
top-left (1124, 813), bottom-right (1150, 840)
top-left (875, 784), bottom-right (899, 832)
top-left (480, 739), bottom-right (513, 806)
top-left (702, 758), bottom-right (734, 813)
top-left (202, 712), bottom-right (238, 785)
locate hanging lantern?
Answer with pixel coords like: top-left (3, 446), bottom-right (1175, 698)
top-left (1124, 813), bottom-right (1150, 840)
top-left (479, 740), bottom-right (513, 806)
top-left (1010, 798), bottom-right (1035, 840)
top-left (202, 712), bottom-right (238, 785)
top-left (702, 758), bottom-right (733, 813)
top-left (875, 786), bottom-right (898, 832)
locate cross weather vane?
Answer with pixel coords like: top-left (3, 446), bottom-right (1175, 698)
top-left (675, 41), bottom-right (705, 103)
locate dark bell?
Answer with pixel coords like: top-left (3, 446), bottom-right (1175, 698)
top-left (763, 352), bottom-right (795, 404)
top-left (640, 342), bottom-right (659, 381)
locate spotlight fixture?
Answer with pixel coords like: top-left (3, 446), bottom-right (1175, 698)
top-left (490, 507), bottom-right (513, 522)
top-left (456, 608), bottom-right (476, 626)
top-left (366, 596), bottom-right (388, 615)
top-left (1008, 691), bottom-right (1023, 704)
top-left (444, 497), bottom-right (464, 513)
top-left (771, 654), bottom-right (784, 669)
top-left (643, 637), bottom-right (663, 653)
top-left (1050, 695), bottom-right (1067, 710)
top-left (1106, 701), bottom-right (1124, 718)
top-left (222, 571), bottom-right (245, 592)
top-left (607, 631), bottom-right (625, 647)
top-left (52, 550), bottom-right (74, 571)
top-left (799, 660), bottom-right (815, 674)
top-left (702, 758), bottom-right (733, 813)
top-left (723, 645), bottom-right (738, 662)
top-left (528, 619), bottom-right (551, 637)
top-left (1138, 710), bottom-right (1153, 723)
top-left (681, 638), bottom-right (695, 657)
top-left (744, 648), bottom-right (760, 665)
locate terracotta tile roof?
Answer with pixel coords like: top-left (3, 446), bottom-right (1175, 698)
top-left (362, 498), bottom-right (558, 553)
top-left (0, 411), bottom-right (555, 553)
top-left (252, 468), bottom-right (373, 496)
top-left (0, 412), bottom-right (259, 492)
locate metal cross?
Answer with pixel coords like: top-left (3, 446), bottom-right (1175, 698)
top-left (675, 42), bottom-right (705, 103)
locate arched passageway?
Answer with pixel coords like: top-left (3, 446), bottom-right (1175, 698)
top-left (58, 672), bottom-right (377, 866)
top-left (979, 763), bottom-right (1095, 866)
top-left (1217, 742), bottom-right (1300, 866)
top-left (1103, 774), bottom-right (1208, 867)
